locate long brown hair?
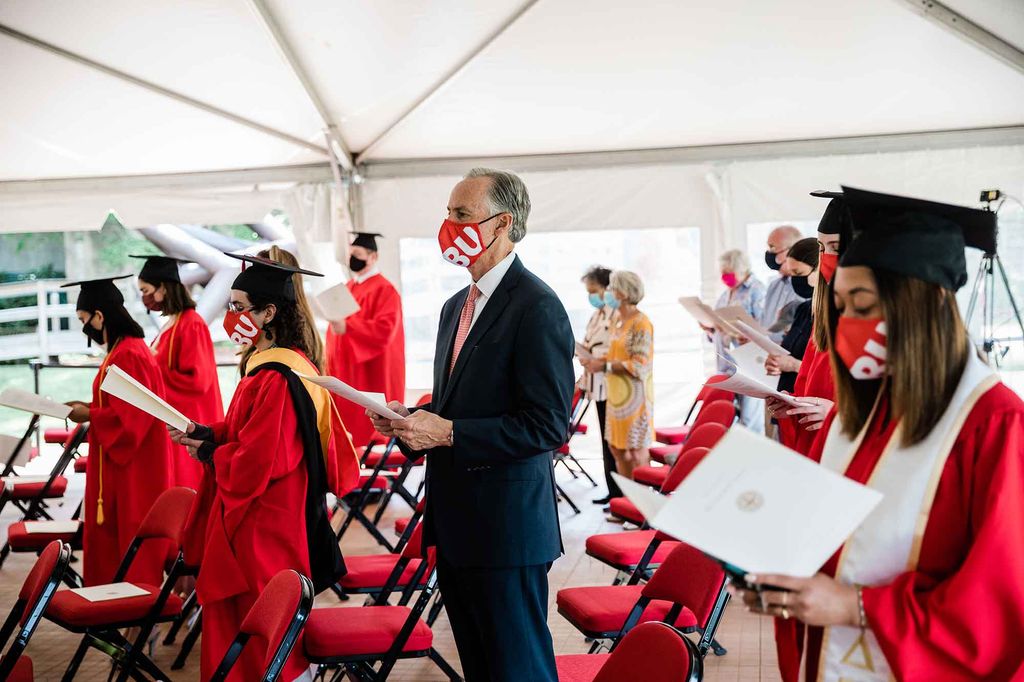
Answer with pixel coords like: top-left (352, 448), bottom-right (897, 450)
top-left (239, 246), bottom-right (325, 374)
top-left (828, 270), bottom-right (969, 447)
top-left (141, 279), bottom-right (196, 316)
top-left (811, 276), bottom-right (835, 351)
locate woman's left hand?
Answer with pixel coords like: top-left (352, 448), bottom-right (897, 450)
top-left (765, 354), bottom-right (801, 375)
top-left (728, 573), bottom-right (860, 627)
top-left (787, 397), bottom-right (834, 431)
top-left (65, 402), bottom-right (90, 424)
top-left (584, 357), bottom-right (607, 373)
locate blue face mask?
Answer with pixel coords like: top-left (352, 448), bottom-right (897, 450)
top-left (588, 293), bottom-right (605, 309)
top-left (604, 292), bottom-right (620, 309)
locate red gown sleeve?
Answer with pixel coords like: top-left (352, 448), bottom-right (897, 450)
top-left (162, 315), bottom-right (218, 401)
top-left (342, 284), bottom-right (402, 364)
top-left (861, 400), bottom-right (1024, 681)
top-left (89, 351), bottom-right (161, 465)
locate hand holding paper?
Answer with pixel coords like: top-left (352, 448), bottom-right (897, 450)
top-left (708, 347), bottom-right (805, 407)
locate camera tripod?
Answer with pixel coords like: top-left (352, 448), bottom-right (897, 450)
top-left (964, 250), bottom-right (1024, 367)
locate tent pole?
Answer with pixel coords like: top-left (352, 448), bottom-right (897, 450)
top-left (0, 23), bottom-right (329, 157)
top-left (895, 0), bottom-right (1024, 76)
top-left (248, 0), bottom-right (355, 170)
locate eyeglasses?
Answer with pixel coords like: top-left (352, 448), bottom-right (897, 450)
top-left (226, 302), bottom-right (256, 314)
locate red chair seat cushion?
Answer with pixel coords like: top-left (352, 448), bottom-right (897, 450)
top-left (304, 606), bottom-right (432, 658)
top-left (394, 517), bottom-right (411, 536)
top-left (608, 497), bottom-right (645, 524)
top-left (8, 476), bottom-right (67, 500)
top-left (574, 423), bottom-right (589, 435)
top-left (46, 583), bottom-right (183, 628)
top-left (338, 555), bottom-right (424, 591)
top-left (632, 465), bottom-right (669, 488)
top-left (556, 585), bottom-right (696, 635)
top-left (363, 450), bottom-right (406, 469)
top-left (585, 531), bottom-right (679, 569)
top-left (7, 520), bottom-right (82, 550)
top-left (368, 433), bottom-right (390, 447)
top-left (43, 428), bottom-right (73, 445)
top-left (8, 656), bottom-right (32, 682)
top-left (649, 444), bottom-right (682, 464)
top-left (555, 653), bottom-right (607, 682)
top-left (74, 456), bottom-right (88, 473)
top-left (654, 425), bottom-right (690, 445)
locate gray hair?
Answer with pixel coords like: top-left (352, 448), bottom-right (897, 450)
top-left (718, 248), bottom-right (751, 275)
top-left (609, 270), bottom-right (645, 305)
top-left (465, 167), bottom-right (531, 243)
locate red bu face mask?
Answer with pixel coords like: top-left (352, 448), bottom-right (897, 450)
top-left (438, 214), bottom-right (500, 267)
top-left (223, 310), bottom-right (262, 346)
top-left (835, 317), bottom-right (887, 380)
top-left (819, 253), bottom-right (839, 284)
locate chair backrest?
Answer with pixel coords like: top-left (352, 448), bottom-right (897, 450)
top-left (701, 386), bottom-right (735, 406)
top-left (660, 447), bottom-right (711, 494)
top-left (594, 622), bottom-right (700, 682)
top-left (400, 522), bottom-right (425, 559)
top-left (213, 570), bottom-right (314, 682)
top-left (135, 487), bottom-right (198, 543)
top-left (641, 543), bottom-right (726, 629)
top-left (27, 424), bottom-right (88, 504)
top-left (0, 541), bottom-right (71, 679)
top-left (415, 393), bottom-right (433, 407)
top-left (689, 400), bottom-right (735, 431)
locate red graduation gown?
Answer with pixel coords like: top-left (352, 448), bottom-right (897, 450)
top-left (189, 348), bottom-right (359, 682)
top-left (84, 336), bottom-right (174, 586)
top-left (153, 309), bottom-right (224, 489)
top-left (776, 338), bottom-right (834, 455)
top-left (325, 273), bottom-right (406, 447)
top-left (778, 383), bottom-right (1024, 681)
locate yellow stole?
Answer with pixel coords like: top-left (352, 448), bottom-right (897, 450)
top-left (243, 348), bottom-right (335, 464)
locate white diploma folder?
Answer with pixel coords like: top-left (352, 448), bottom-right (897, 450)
top-left (715, 305), bottom-right (767, 335)
top-left (614, 428), bottom-right (883, 577)
top-left (732, 320), bottom-right (789, 357)
top-left (707, 350), bottom-right (803, 407)
top-left (315, 282), bottom-right (360, 322)
top-left (0, 434), bottom-right (29, 467)
top-left (71, 582), bottom-right (150, 602)
top-left (0, 387), bottom-right (72, 420)
top-left (100, 365), bottom-right (191, 432)
top-left (25, 520), bottom-right (81, 535)
top-left (293, 372), bottom-right (407, 421)
top-left (678, 297), bottom-right (742, 336)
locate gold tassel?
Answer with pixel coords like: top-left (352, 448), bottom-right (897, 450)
top-left (96, 498), bottom-right (105, 526)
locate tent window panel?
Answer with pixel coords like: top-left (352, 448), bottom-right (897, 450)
top-left (399, 227), bottom-right (703, 400)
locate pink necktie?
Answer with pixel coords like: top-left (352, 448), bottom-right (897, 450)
top-left (449, 284), bottom-right (482, 375)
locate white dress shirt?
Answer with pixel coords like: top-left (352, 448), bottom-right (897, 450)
top-left (468, 250), bottom-right (516, 330)
top-left (353, 265), bottom-right (381, 284)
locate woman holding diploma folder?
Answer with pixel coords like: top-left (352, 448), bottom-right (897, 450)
top-left (63, 276), bottom-right (173, 586)
top-left (134, 254), bottom-right (223, 488)
top-left (170, 254), bottom-right (360, 682)
top-left (735, 188), bottom-right (1024, 682)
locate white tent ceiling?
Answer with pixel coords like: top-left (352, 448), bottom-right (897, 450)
top-left (0, 0), bottom-right (1022, 231)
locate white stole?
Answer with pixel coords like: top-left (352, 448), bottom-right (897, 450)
top-left (816, 350), bottom-right (997, 682)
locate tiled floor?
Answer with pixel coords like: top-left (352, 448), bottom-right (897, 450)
top-left (0, 435), bottom-right (780, 680)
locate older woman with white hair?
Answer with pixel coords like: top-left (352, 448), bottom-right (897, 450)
top-left (583, 270), bottom-right (653, 489)
top-left (712, 248), bottom-right (766, 429)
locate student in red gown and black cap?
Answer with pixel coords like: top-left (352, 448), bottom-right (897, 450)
top-left (734, 187), bottom-right (1024, 682)
top-left (63, 276), bottom-right (174, 586)
top-left (133, 255), bottom-right (223, 489)
top-left (170, 254), bottom-right (360, 682)
top-left (324, 231), bottom-right (406, 448)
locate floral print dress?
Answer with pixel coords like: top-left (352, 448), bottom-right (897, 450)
top-left (604, 311), bottom-right (654, 449)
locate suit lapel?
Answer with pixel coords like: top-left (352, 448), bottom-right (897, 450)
top-left (438, 257), bottom-right (524, 412)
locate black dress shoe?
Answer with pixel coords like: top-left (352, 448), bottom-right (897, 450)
top-left (592, 495), bottom-right (612, 505)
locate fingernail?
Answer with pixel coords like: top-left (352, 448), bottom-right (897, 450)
top-left (746, 574), bottom-right (757, 582)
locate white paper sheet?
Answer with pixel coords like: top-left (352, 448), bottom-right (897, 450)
top-left (70, 582), bottom-right (150, 602)
top-left (315, 282), bottom-right (361, 321)
top-left (1, 475), bottom-right (51, 489)
top-left (24, 520), bottom-right (81, 534)
top-left (678, 297), bottom-right (744, 336)
top-left (611, 473), bottom-right (668, 521)
top-left (574, 342), bottom-right (595, 362)
top-left (619, 428), bottom-right (883, 577)
top-left (0, 434), bottom-right (28, 467)
top-left (716, 305), bottom-right (768, 335)
top-left (100, 365), bottom-right (191, 432)
top-left (732, 320), bottom-right (790, 356)
top-left (0, 387), bottom-right (72, 420)
top-left (293, 372), bottom-right (407, 421)
top-left (707, 355), bottom-right (804, 407)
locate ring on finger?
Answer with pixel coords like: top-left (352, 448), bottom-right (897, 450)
top-left (781, 607), bottom-right (790, 620)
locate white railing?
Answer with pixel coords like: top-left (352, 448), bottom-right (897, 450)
top-left (0, 280), bottom-right (85, 361)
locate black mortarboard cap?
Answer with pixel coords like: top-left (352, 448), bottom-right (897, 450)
top-left (61, 275), bottom-right (132, 311)
top-left (839, 186), bottom-right (997, 291)
top-left (130, 255), bottom-right (191, 284)
top-left (350, 232), bottom-right (383, 251)
top-left (227, 253), bottom-right (323, 302)
top-left (810, 190), bottom-right (850, 238)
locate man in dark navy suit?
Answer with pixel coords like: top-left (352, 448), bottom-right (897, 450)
top-left (368, 168), bottom-right (574, 681)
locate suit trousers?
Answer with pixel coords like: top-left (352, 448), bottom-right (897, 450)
top-left (436, 554), bottom-right (557, 682)
top-left (595, 400), bottom-right (622, 498)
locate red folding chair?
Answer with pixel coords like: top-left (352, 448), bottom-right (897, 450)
top-left (652, 379), bottom-right (734, 448)
top-left (557, 542), bottom-right (729, 656)
top-left (652, 393), bottom-right (735, 464)
top-left (44, 487), bottom-right (197, 682)
top-left (555, 621), bottom-right (702, 682)
top-left (633, 417), bottom-right (730, 489)
top-left (555, 388), bottom-right (599, 488)
top-left (210, 570), bottom-right (314, 682)
top-left (338, 522), bottom-right (430, 603)
top-left (0, 540), bottom-right (72, 681)
top-left (303, 556), bottom-right (460, 680)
